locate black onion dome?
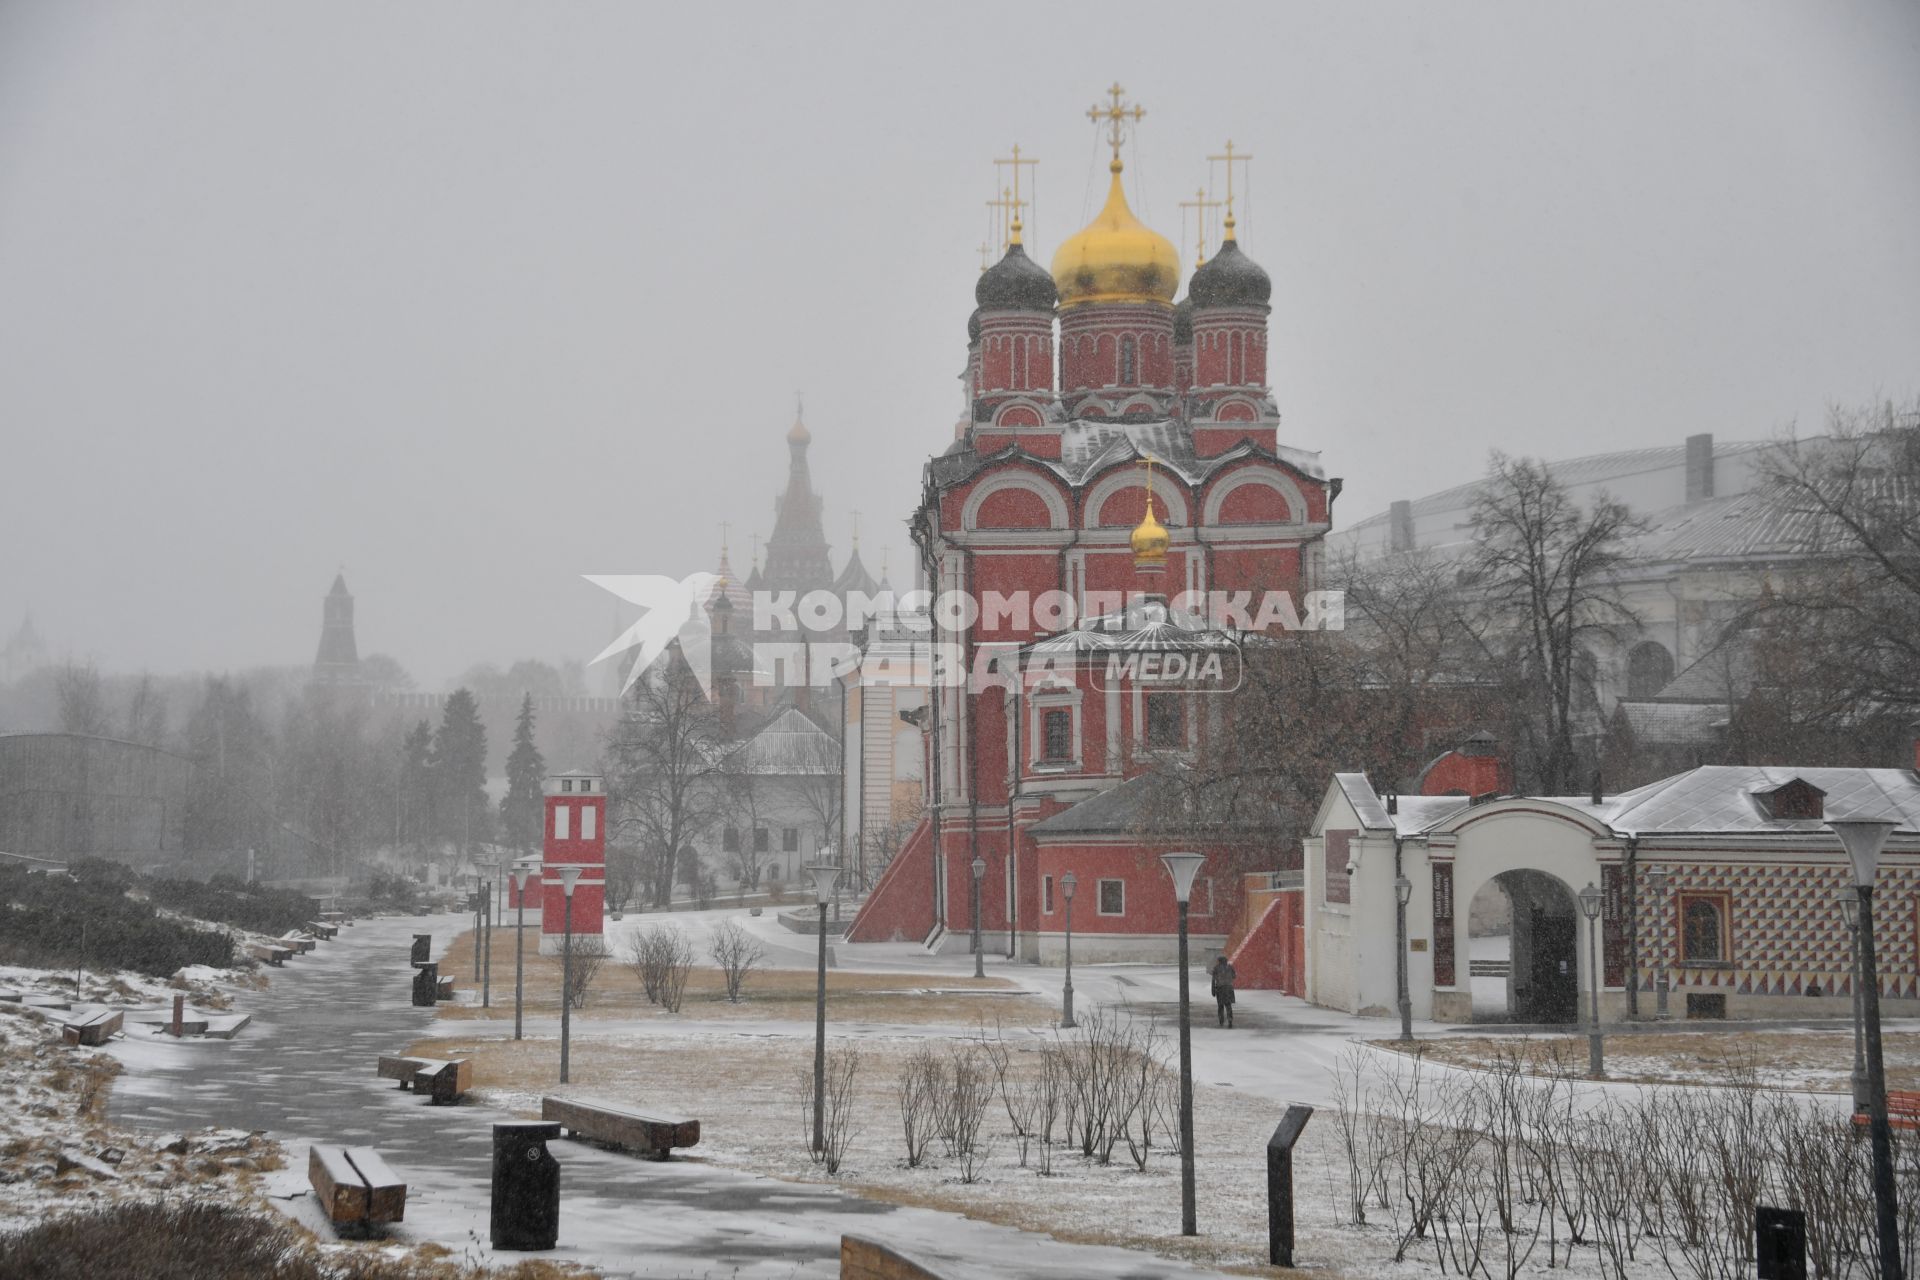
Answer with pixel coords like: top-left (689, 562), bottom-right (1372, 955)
top-left (967, 307), bottom-right (982, 343)
top-left (1187, 237), bottom-right (1271, 309)
top-left (975, 243), bottom-right (1058, 311)
top-left (1173, 296), bottom-right (1194, 344)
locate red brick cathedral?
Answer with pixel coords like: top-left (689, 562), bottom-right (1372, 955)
top-left (850, 92), bottom-right (1339, 962)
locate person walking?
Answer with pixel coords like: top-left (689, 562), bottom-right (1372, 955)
top-left (1210, 954), bottom-right (1237, 1028)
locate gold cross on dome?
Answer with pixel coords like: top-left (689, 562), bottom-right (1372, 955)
top-left (1142, 453), bottom-right (1158, 516)
top-left (994, 144), bottom-right (1039, 242)
top-left (1207, 139), bottom-right (1254, 233)
top-left (1179, 186), bottom-right (1223, 267)
top-left (978, 240), bottom-right (990, 273)
top-left (1088, 82), bottom-right (1145, 166)
top-left (719, 521), bottom-right (731, 557)
top-left (985, 185), bottom-right (1027, 254)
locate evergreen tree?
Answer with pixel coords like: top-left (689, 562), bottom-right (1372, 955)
top-left (500, 693), bottom-right (546, 854)
top-left (430, 688), bottom-right (489, 854)
top-left (398, 719), bottom-right (434, 851)
top-left (182, 677), bottom-right (272, 856)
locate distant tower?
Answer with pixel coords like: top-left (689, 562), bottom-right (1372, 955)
top-left (312, 573), bottom-right (361, 685)
top-left (761, 407), bottom-right (835, 600)
top-left (539, 770), bottom-right (606, 955)
top-left (2, 614), bottom-right (48, 685)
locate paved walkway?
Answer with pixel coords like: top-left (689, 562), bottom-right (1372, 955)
top-left (105, 914), bottom-right (1233, 1279)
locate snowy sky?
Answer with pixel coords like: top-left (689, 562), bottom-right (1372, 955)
top-left (2, 1), bottom-right (1916, 688)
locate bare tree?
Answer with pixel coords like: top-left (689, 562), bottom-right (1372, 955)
top-left (56, 660), bottom-right (111, 737)
top-left (606, 648), bottom-right (730, 908)
top-left (708, 919), bottom-right (764, 1002)
top-left (1468, 452), bottom-right (1644, 791)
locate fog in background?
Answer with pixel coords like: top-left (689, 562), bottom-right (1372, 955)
top-left (2, 1), bottom-right (1916, 689)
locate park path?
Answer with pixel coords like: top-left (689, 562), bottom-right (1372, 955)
top-left (105, 913), bottom-right (1233, 1280)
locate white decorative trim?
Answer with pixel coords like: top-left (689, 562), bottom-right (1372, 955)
top-left (963, 471), bottom-right (1071, 531)
top-left (1202, 467), bottom-right (1304, 526)
top-left (1084, 468), bottom-right (1191, 528)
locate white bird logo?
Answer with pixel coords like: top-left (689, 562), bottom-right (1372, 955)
top-left (584, 572), bottom-right (723, 698)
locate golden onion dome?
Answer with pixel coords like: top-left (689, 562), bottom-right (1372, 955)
top-left (1051, 161), bottom-right (1181, 309)
top-left (1130, 464), bottom-right (1170, 573)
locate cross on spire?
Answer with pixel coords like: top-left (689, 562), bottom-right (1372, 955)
top-left (986, 186), bottom-right (1027, 255)
top-left (994, 143), bottom-right (1039, 245)
top-left (719, 520), bottom-right (731, 557)
top-left (1088, 82), bottom-right (1145, 171)
top-left (1208, 139), bottom-right (1253, 238)
top-left (1179, 186), bottom-right (1223, 267)
top-left (850, 509), bottom-right (862, 548)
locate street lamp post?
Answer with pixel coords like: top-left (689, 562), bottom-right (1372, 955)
top-left (1838, 888), bottom-right (1868, 1114)
top-left (1830, 817), bottom-right (1903, 1280)
top-left (1645, 867), bottom-right (1671, 1018)
top-left (804, 860), bottom-right (840, 1157)
top-left (1060, 871), bottom-right (1077, 1029)
top-left (512, 860), bottom-right (534, 1042)
top-left (1162, 851), bottom-right (1206, 1238)
top-left (970, 855), bottom-right (987, 980)
top-left (480, 861), bottom-right (496, 1009)
top-left (1578, 882), bottom-right (1605, 1079)
top-left (557, 865), bottom-right (582, 1085)
top-left (1394, 873), bottom-right (1413, 1044)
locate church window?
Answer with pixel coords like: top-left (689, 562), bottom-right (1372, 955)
top-left (1119, 337), bottom-right (1137, 384)
top-left (1098, 878), bottom-right (1125, 916)
top-left (553, 805), bottom-right (570, 840)
top-left (1040, 708), bottom-right (1074, 761)
top-left (783, 827), bottom-right (800, 852)
top-left (581, 805), bottom-right (596, 840)
top-left (753, 827), bottom-right (770, 853)
top-left (723, 826), bottom-right (741, 853)
top-left (1145, 694), bottom-right (1185, 750)
top-left (1681, 895), bottom-right (1728, 964)
top-left (1627, 640), bottom-right (1675, 699)
top-left (1043, 875), bottom-right (1055, 914)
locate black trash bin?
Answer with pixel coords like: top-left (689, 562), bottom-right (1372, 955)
top-left (410, 933), bottom-right (431, 966)
top-left (1756, 1205), bottom-right (1807, 1280)
top-left (492, 1121), bottom-right (561, 1250)
top-left (411, 961), bottom-right (439, 1007)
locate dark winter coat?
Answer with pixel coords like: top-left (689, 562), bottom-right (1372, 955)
top-left (1210, 958), bottom-right (1237, 1004)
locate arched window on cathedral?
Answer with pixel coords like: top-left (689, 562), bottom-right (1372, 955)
top-left (1627, 640), bottom-right (1675, 699)
top-left (1119, 336), bottom-right (1136, 385)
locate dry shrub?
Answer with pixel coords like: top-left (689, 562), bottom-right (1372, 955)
top-left (709, 920), bottom-right (765, 1003)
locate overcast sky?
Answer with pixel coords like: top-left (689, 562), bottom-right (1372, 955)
top-left (2, 1), bottom-right (1916, 689)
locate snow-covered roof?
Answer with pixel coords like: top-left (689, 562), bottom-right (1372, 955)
top-left (726, 707), bottom-right (838, 775)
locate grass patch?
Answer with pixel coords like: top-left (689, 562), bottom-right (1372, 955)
top-left (1380, 1029), bottom-right (1920, 1091)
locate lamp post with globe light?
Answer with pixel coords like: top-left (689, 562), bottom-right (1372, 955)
top-left (970, 856), bottom-right (986, 979)
top-left (805, 860), bottom-right (840, 1157)
top-left (1829, 816), bottom-right (1903, 1280)
top-left (1060, 871), bottom-right (1077, 1029)
top-left (1578, 882), bottom-right (1604, 1079)
top-left (1394, 873), bottom-right (1413, 1044)
top-left (1162, 851), bottom-right (1205, 1237)
top-left (557, 865), bottom-right (581, 1085)
top-left (511, 860), bottom-right (535, 1042)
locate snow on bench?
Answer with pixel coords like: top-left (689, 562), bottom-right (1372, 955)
top-left (305, 921), bottom-right (339, 940)
top-left (308, 1143), bottom-right (407, 1231)
top-left (247, 943), bottom-right (293, 966)
top-left (375, 1054), bottom-right (471, 1104)
top-left (61, 1008), bottom-right (123, 1046)
top-left (541, 1095), bottom-right (700, 1160)
top-left (280, 933), bottom-right (317, 954)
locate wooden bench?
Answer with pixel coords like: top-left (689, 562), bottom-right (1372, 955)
top-left (542, 1095), bottom-right (700, 1160)
top-left (1856, 1090), bottom-right (1920, 1131)
top-left (376, 1054), bottom-right (471, 1104)
top-left (435, 976), bottom-right (456, 1001)
top-left (61, 1009), bottom-right (123, 1046)
top-left (308, 1143), bottom-right (406, 1231)
top-left (281, 933), bottom-right (317, 955)
top-left (247, 943), bottom-right (293, 966)
top-left (306, 921), bottom-right (339, 940)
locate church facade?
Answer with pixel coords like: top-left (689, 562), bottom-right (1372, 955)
top-left (849, 97), bottom-right (1338, 962)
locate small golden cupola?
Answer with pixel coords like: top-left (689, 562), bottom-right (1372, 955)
top-left (1052, 86), bottom-right (1181, 310)
top-left (1131, 455), bottom-right (1170, 574)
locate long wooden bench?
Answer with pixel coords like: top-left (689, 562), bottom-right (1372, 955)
top-left (308, 1143), bottom-right (407, 1231)
top-left (542, 1095), bottom-right (700, 1160)
top-left (1856, 1090), bottom-right (1920, 1131)
top-left (247, 943), bottom-right (293, 966)
top-left (376, 1054), bottom-right (471, 1104)
top-left (61, 1009), bottom-right (123, 1046)
top-left (306, 921), bottom-right (339, 940)
top-left (280, 933), bottom-right (317, 955)
top-left (435, 976), bottom-right (456, 1001)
